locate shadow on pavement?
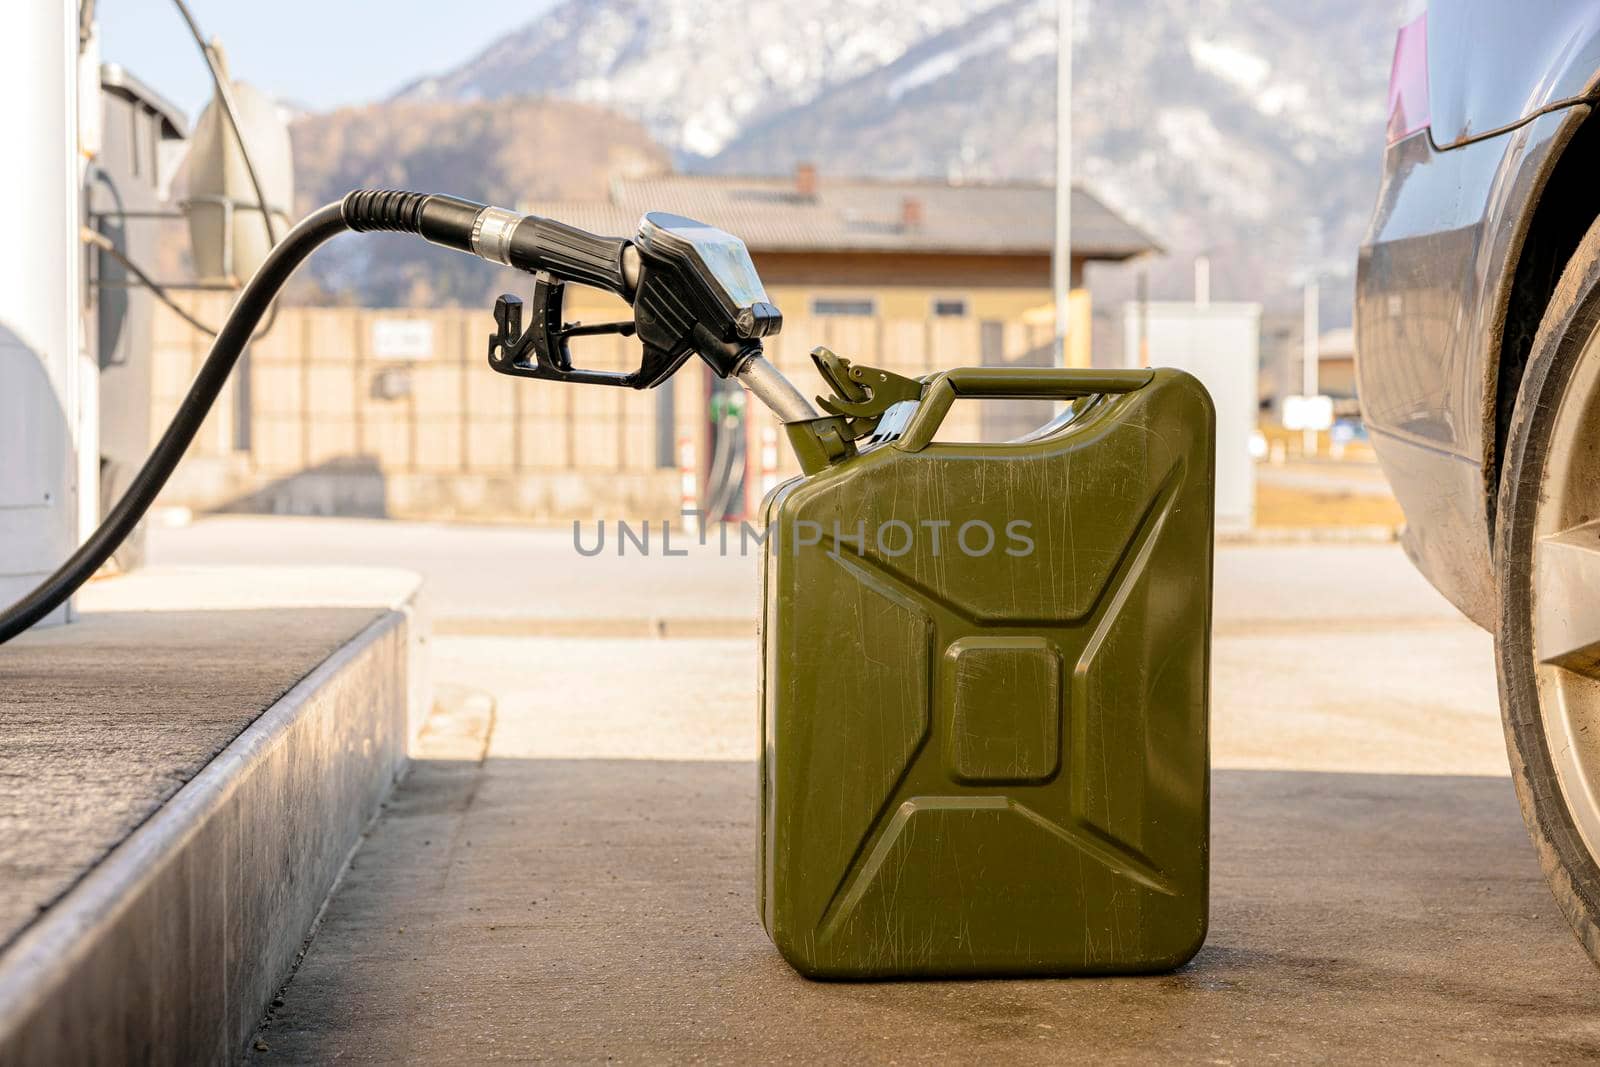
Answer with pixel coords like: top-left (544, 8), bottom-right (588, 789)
top-left (252, 761), bottom-right (1600, 1064)
top-left (215, 456), bottom-right (389, 519)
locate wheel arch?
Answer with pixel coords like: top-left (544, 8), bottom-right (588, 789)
top-left (1487, 106), bottom-right (1600, 541)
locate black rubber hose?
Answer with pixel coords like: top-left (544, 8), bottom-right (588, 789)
top-left (0, 202), bottom-right (349, 644)
top-left (0, 187), bottom-right (527, 644)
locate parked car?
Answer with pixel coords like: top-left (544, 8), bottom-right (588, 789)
top-left (1356, 1), bottom-right (1600, 964)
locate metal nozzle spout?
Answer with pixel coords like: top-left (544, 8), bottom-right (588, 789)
top-left (733, 353), bottom-right (819, 424)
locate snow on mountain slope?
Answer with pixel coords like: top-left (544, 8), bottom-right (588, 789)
top-left (708, 0), bottom-right (1407, 321)
top-left (396, 0), bottom-right (1009, 156)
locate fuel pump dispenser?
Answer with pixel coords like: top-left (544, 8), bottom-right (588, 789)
top-left (0, 188), bottom-right (1215, 980)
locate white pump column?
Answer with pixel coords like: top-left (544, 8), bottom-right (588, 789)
top-left (0, 0), bottom-right (93, 628)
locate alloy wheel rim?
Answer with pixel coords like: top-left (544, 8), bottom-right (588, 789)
top-left (1532, 324), bottom-right (1600, 861)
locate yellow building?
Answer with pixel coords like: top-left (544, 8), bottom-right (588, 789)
top-left (520, 166), bottom-right (1160, 369)
top-left (150, 169), bottom-right (1161, 523)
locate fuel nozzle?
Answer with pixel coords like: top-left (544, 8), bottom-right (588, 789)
top-left (0, 187), bottom-right (826, 647)
top-left (469, 204), bottom-right (813, 419)
top-left (339, 190), bottom-right (820, 421)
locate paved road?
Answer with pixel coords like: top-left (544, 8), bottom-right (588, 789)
top-left (253, 763), bottom-right (1595, 1063)
top-left (151, 515), bottom-right (1452, 629)
top-left (145, 517), bottom-right (1600, 1061)
top-left (247, 626), bottom-right (1600, 1064)
top-left (1257, 460), bottom-right (1398, 497)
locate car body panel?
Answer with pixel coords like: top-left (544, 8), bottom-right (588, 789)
top-left (1366, 428), bottom-right (1496, 626)
top-left (1428, 0), bottom-right (1600, 146)
top-left (1357, 104), bottom-right (1592, 628)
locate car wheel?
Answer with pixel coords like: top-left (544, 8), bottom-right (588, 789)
top-left (1497, 216), bottom-right (1600, 966)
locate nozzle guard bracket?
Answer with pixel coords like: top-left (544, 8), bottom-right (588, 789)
top-left (487, 271), bottom-right (687, 388)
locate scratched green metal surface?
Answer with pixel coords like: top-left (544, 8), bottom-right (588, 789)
top-left (759, 368), bottom-right (1215, 978)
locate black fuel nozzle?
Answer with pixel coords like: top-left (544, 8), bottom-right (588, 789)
top-left (481, 207), bottom-right (814, 419)
top-left (338, 191), bottom-right (814, 417)
top-left (486, 272), bottom-right (673, 388)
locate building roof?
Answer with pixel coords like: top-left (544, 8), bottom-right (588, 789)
top-left (1318, 327), bottom-right (1356, 360)
top-left (519, 173), bottom-right (1160, 261)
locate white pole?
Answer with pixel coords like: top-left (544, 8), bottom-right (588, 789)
top-left (1302, 279), bottom-right (1320, 457)
top-left (1194, 255), bottom-right (1211, 310)
top-left (0, 0), bottom-right (87, 628)
top-left (1052, 0), bottom-right (1073, 366)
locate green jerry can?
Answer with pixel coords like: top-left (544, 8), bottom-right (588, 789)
top-left (758, 355), bottom-right (1215, 979)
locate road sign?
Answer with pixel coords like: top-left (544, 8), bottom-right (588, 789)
top-left (371, 318), bottom-right (434, 361)
top-left (1283, 394), bottom-right (1334, 432)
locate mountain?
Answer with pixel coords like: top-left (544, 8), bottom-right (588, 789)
top-left (384, 0), bottom-right (1411, 325)
top-left (395, 0), bottom-right (1012, 158)
top-left (710, 0), bottom-right (1407, 325)
top-left (287, 98), bottom-right (669, 305)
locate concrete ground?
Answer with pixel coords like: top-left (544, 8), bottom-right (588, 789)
top-left (151, 514), bottom-right (1443, 631)
top-left (142, 518), bottom-right (1600, 1062)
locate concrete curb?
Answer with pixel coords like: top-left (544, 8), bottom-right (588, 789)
top-left (434, 615), bottom-right (758, 639)
top-left (1219, 525), bottom-right (1401, 544)
top-left (416, 684), bottom-right (496, 762)
top-left (0, 610), bottom-right (414, 1065)
top-left (432, 612), bottom-right (1471, 640)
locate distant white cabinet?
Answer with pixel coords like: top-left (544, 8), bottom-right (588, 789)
top-left (1123, 301), bottom-right (1261, 531)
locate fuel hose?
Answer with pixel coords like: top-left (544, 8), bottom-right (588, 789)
top-left (0, 188), bottom-right (815, 643)
top-left (0, 191), bottom-right (499, 644)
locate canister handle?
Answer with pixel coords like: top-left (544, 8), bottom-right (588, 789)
top-left (894, 367), bottom-right (1154, 452)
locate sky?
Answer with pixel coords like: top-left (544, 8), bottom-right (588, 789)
top-left (98, 0), bottom-right (556, 120)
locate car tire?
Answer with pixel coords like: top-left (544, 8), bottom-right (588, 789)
top-left (1496, 215), bottom-right (1600, 967)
